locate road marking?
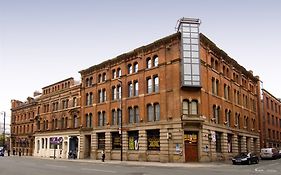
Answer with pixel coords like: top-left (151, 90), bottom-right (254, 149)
top-left (255, 168), bottom-right (264, 172)
top-left (45, 164), bottom-right (67, 168)
top-left (81, 168), bottom-right (116, 173)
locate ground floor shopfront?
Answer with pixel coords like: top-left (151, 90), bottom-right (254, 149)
top-left (77, 121), bottom-right (260, 163)
top-left (33, 131), bottom-right (80, 159)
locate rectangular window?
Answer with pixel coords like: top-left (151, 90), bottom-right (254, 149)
top-left (128, 131), bottom-right (139, 150)
top-left (155, 104), bottom-right (160, 121)
top-left (97, 133), bottom-right (105, 150)
top-left (147, 78), bottom-right (152, 93)
top-left (112, 132), bottom-right (121, 150)
top-left (128, 83), bottom-right (133, 97)
top-left (129, 108), bottom-right (134, 123)
top-left (134, 81), bottom-right (139, 96)
top-left (154, 76), bottom-right (159, 93)
top-left (147, 129), bottom-right (160, 151)
top-left (112, 110), bottom-right (117, 125)
top-left (147, 105), bottom-right (153, 122)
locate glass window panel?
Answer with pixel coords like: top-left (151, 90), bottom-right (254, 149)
top-left (183, 44), bottom-right (191, 51)
top-left (182, 32), bottom-right (190, 38)
top-left (182, 23), bottom-right (190, 27)
top-left (183, 51), bottom-right (191, 57)
top-left (183, 58), bottom-right (191, 63)
top-left (191, 58), bottom-right (199, 63)
top-left (184, 81), bottom-right (192, 85)
top-left (191, 27), bottom-right (199, 32)
top-left (184, 75), bottom-right (192, 81)
top-left (192, 64), bottom-right (199, 75)
top-left (191, 51), bottom-right (199, 58)
top-left (192, 75), bottom-right (200, 81)
top-left (155, 104), bottom-right (160, 121)
top-left (191, 33), bottom-right (199, 38)
top-left (191, 101), bottom-right (198, 115)
top-left (183, 38), bottom-right (191, 44)
top-left (191, 45), bottom-right (199, 51)
top-left (191, 39), bottom-right (198, 44)
top-left (193, 81), bottom-right (200, 86)
top-left (184, 64), bottom-right (191, 74)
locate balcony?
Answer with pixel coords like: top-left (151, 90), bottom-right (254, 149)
top-left (182, 114), bottom-right (205, 122)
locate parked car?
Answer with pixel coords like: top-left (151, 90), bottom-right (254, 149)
top-left (232, 152), bottom-right (259, 165)
top-left (0, 148), bottom-right (4, 157)
top-left (260, 148), bottom-right (279, 159)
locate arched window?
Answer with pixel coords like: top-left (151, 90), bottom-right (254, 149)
top-left (133, 62), bottom-right (138, 73)
top-left (89, 77), bottom-right (93, 86)
top-left (117, 68), bottom-right (122, 77)
top-left (73, 115), bottom-right (78, 128)
top-left (153, 55), bottom-right (159, 67)
top-left (182, 100), bottom-right (198, 115)
top-left (154, 103), bottom-right (160, 121)
top-left (128, 82), bottom-right (133, 97)
top-left (190, 100), bottom-right (198, 115)
top-left (128, 64), bottom-right (133, 74)
top-left (98, 74), bottom-right (102, 83)
top-left (134, 81), bottom-right (138, 96)
top-left (147, 104), bottom-right (153, 122)
top-left (112, 69), bottom-right (116, 79)
top-left (146, 57), bottom-right (152, 69)
top-left (86, 78), bottom-right (89, 87)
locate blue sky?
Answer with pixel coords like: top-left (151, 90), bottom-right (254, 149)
top-left (1, 0), bottom-right (281, 130)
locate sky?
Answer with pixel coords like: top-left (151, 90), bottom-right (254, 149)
top-left (1, 0), bottom-right (281, 132)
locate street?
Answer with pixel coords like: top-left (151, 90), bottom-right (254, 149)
top-left (0, 156), bottom-right (281, 175)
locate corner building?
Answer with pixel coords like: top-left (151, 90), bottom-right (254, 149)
top-left (78, 18), bottom-right (261, 162)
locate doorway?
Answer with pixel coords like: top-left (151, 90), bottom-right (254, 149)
top-left (184, 131), bottom-right (198, 162)
top-left (84, 135), bottom-right (91, 158)
top-left (69, 136), bottom-right (78, 159)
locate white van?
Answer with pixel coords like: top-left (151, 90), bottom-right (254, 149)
top-left (260, 148), bottom-right (279, 159)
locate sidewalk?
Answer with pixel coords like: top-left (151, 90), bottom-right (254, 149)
top-left (21, 155), bottom-right (231, 168)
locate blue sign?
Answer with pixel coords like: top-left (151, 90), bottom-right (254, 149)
top-left (50, 137), bottom-right (63, 144)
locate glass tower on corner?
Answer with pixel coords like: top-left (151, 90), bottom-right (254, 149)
top-left (177, 18), bottom-right (201, 87)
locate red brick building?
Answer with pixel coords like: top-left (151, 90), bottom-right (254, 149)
top-left (10, 18), bottom-right (263, 162)
top-left (78, 18), bottom-right (261, 162)
top-left (260, 89), bottom-right (281, 148)
top-left (11, 97), bottom-right (37, 155)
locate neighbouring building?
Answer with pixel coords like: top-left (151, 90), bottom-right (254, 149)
top-left (260, 89), bottom-right (281, 148)
top-left (10, 18), bottom-right (263, 162)
top-left (10, 78), bottom-right (81, 158)
top-left (33, 78), bottom-right (81, 159)
top-left (10, 97), bottom-right (37, 156)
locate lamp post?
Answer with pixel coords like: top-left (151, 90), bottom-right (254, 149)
top-left (1, 111), bottom-right (5, 150)
top-left (117, 79), bottom-right (123, 161)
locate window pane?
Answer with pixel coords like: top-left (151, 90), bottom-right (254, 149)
top-left (147, 78), bottom-right (152, 93)
top-left (154, 76), bottom-right (159, 93)
top-left (191, 101), bottom-right (198, 115)
top-left (155, 104), bottom-right (160, 121)
top-left (147, 105), bottom-right (153, 122)
top-left (183, 101), bottom-right (189, 115)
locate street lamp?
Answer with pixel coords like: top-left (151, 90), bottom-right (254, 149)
top-left (1, 111), bottom-right (5, 150)
top-left (117, 79), bottom-right (123, 161)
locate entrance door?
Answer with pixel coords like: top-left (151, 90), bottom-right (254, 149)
top-left (184, 132), bottom-right (198, 162)
top-left (69, 136), bottom-right (78, 159)
top-left (84, 135), bottom-right (91, 158)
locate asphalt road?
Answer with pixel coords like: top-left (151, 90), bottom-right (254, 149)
top-left (0, 156), bottom-right (281, 175)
